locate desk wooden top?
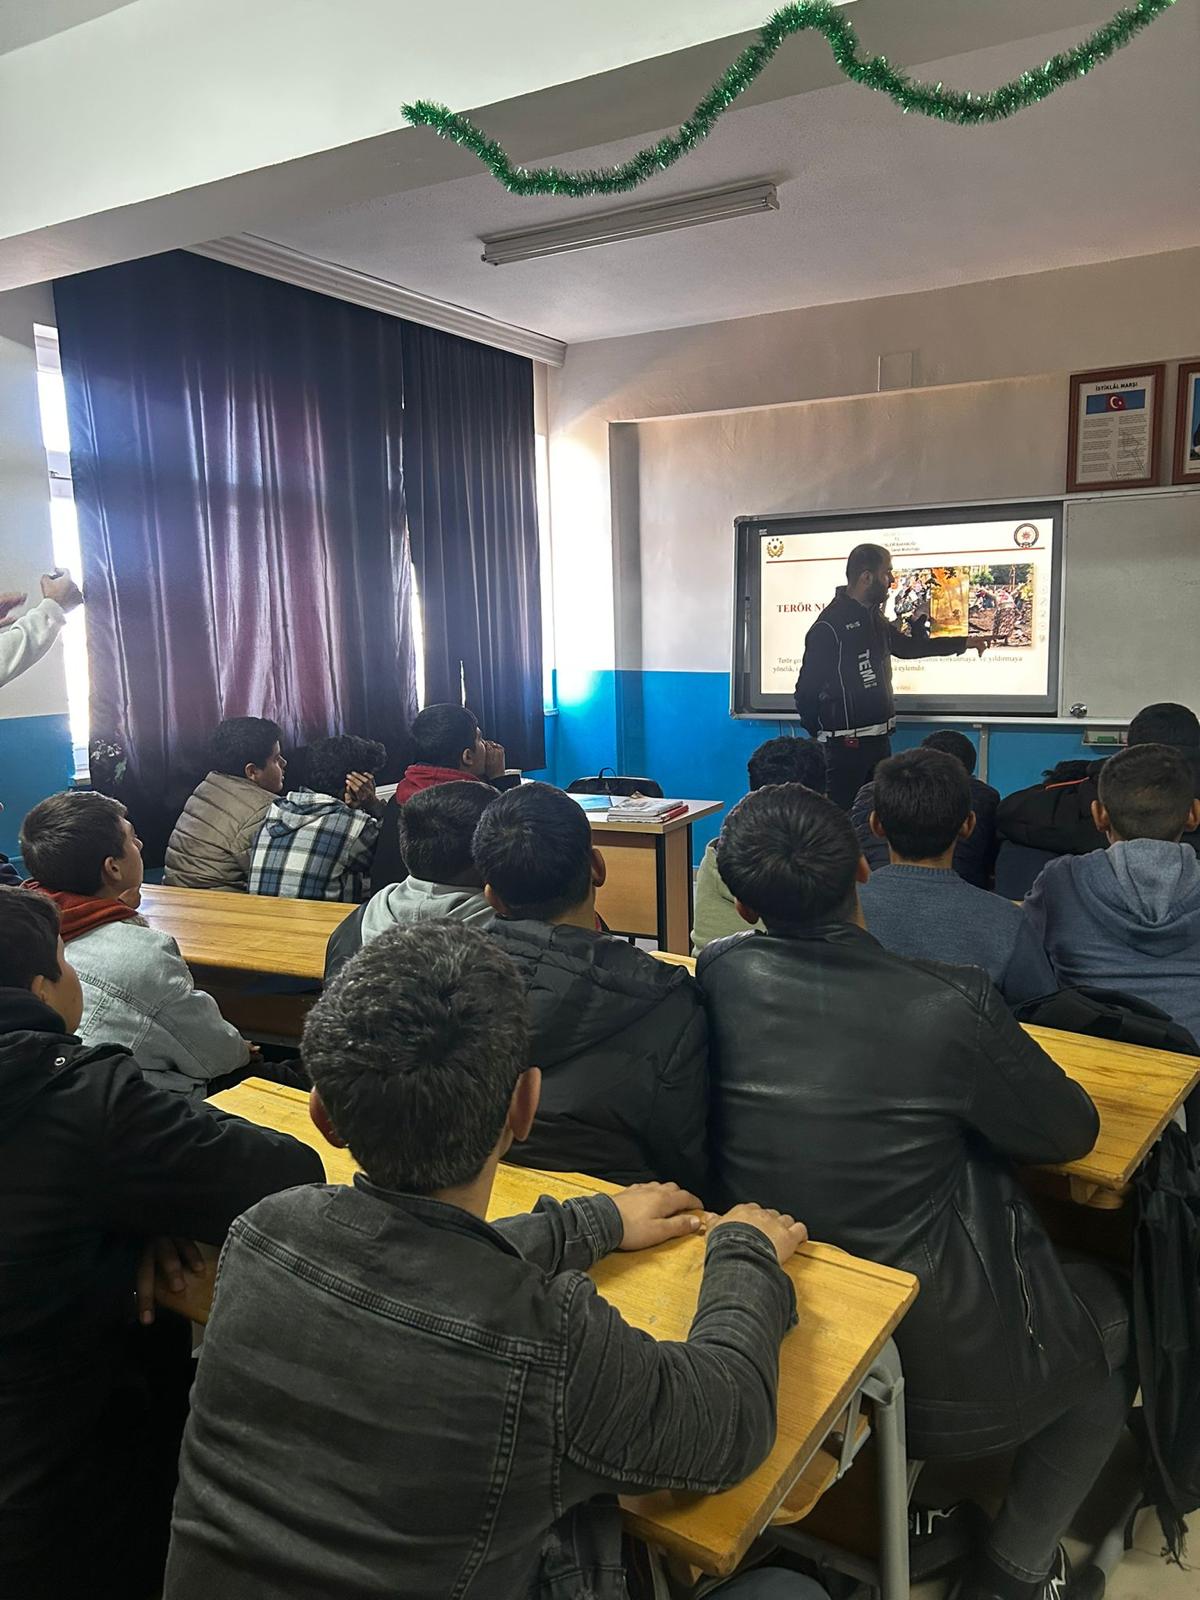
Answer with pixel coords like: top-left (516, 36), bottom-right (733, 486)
top-left (138, 884), bottom-right (352, 979)
top-left (1023, 1024), bottom-right (1200, 1202)
top-left (587, 799), bottom-right (722, 837)
top-left (648, 953), bottom-right (1198, 1205)
top-left (171, 1078), bottom-right (916, 1576)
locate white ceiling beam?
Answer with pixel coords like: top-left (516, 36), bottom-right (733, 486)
top-left (190, 234), bottom-right (566, 367)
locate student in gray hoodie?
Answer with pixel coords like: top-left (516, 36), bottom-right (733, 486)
top-left (324, 781), bottom-right (497, 978)
top-left (1025, 743), bottom-right (1200, 1043)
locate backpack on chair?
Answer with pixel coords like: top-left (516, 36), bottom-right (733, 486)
top-left (1132, 1125), bottom-right (1200, 1559)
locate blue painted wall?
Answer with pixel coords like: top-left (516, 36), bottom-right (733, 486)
top-left (0, 712), bottom-right (75, 868)
top-left (540, 670), bottom-right (1102, 866)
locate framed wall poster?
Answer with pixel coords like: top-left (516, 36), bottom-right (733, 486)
top-left (1067, 363), bottom-right (1165, 493)
top-left (1173, 359), bottom-right (1200, 485)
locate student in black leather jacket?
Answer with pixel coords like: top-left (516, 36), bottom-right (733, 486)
top-left (698, 785), bottom-right (1133, 1600)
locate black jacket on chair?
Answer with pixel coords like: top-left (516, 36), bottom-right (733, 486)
top-left (487, 919), bottom-right (709, 1198)
top-left (697, 924), bottom-right (1106, 1457)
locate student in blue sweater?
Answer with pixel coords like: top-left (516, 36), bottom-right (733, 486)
top-left (1024, 743), bottom-right (1200, 1044)
top-left (859, 748), bottom-right (1055, 1006)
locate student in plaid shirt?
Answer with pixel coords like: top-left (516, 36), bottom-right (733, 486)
top-left (249, 736), bottom-right (386, 902)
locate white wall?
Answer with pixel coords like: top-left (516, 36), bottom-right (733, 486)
top-left (547, 246), bottom-right (1200, 674)
top-left (0, 281), bottom-right (66, 720)
top-left (0, 0), bottom-right (784, 251)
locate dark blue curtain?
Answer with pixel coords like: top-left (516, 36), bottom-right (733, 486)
top-left (55, 251), bottom-right (417, 861)
top-left (402, 322), bottom-right (544, 770)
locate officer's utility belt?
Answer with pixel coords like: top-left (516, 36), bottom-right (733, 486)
top-left (816, 719), bottom-right (896, 743)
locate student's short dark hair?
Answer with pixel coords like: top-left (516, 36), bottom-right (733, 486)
top-left (0, 886), bottom-right (62, 989)
top-left (847, 543), bottom-right (890, 583)
top-left (922, 729), bottom-right (978, 776)
top-left (302, 923), bottom-right (529, 1193)
top-left (1128, 702), bottom-right (1200, 750)
top-left (304, 736), bottom-right (386, 799)
top-left (472, 782), bottom-right (593, 921)
top-left (19, 791), bottom-right (129, 895)
top-left (410, 704), bottom-right (481, 769)
top-left (872, 749), bottom-right (972, 860)
top-left (747, 736), bottom-right (826, 793)
top-left (717, 784), bottom-right (860, 927)
top-left (398, 782), bottom-right (498, 882)
top-left (210, 716), bottom-right (283, 777)
top-left (1097, 743), bottom-right (1195, 842)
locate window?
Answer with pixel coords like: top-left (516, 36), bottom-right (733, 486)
top-left (535, 429), bottom-right (556, 714)
top-left (33, 324), bottom-right (89, 777)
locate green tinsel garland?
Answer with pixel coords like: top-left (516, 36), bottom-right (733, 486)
top-left (403, 0), bottom-right (1176, 198)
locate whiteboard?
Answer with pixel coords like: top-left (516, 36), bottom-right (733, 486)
top-left (1061, 491), bottom-right (1200, 719)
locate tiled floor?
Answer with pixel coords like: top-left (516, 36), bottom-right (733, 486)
top-left (908, 1440), bottom-right (1199, 1599)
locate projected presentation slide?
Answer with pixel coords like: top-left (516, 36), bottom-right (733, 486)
top-left (746, 505), bottom-right (1062, 717)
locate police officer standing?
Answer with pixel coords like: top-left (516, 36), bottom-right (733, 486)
top-left (794, 544), bottom-right (987, 809)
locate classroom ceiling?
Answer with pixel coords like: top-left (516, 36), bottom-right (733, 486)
top-left (0, 0), bottom-right (136, 55)
top-left (255, 5), bottom-right (1200, 347)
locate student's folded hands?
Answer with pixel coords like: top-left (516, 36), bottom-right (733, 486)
top-left (136, 1235), bottom-right (207, 1325)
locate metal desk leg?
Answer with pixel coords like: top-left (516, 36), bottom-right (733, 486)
top-left (862, 1339), bottom-right (909, 1600)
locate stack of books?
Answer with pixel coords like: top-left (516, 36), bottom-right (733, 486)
top-left (570, 794), bottom-right (689, 823)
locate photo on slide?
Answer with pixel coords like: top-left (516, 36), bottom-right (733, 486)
top-left (888, 563), bottom-right (1036, 649)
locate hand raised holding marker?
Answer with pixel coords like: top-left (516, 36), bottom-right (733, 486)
top-left (710, 1203), bottom-right (809, 1266)
top-left (612, 1181), bottom-right (705, 1252)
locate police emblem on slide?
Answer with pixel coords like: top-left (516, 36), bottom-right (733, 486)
top-left (766, 538), bottom-right (785, 559)
top-left (1013, 523), bottom-right (1040, 548)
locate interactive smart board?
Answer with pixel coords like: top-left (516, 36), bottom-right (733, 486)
top-left (732, 502), bottom-right (1064, 719)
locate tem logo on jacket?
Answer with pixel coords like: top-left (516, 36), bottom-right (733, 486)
top-left (857, 650), bottom-right (878, 689)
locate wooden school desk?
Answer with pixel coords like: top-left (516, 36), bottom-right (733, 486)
top-left (648, 954), bottom-right (1199, 1210)
top-left (162, 1078), bottom-right (918, 1589)
top-left (138, 884), bottom-right (352, 979)
top-left (1024, 1024), bottom-right (1199, 1208)
top-left (591, 800), bottom-right (722, 955)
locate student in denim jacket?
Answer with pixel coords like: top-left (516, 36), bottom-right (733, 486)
top-left (165, 923), bottom-right (824, 1600)
top-left (22, 791), bottom-right (249, 1094)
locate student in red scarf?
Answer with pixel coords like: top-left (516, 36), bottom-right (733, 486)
top-left (372, 704), bottom-right (519, 888)
top-left (21, 792), bottom-right (251, 1096)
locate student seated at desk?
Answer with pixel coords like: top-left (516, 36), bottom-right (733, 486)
top-left (698, 785), bottom-right (1132, 1600)
top-left (1025, 742), bottom-right (1200, 1045)
top-left (371, 702), bottom-right (517, 888)
top-left (851, 729), bottom-right (1000, 887)
top-left (164, 716), bottom-right (286, 891)
top-left (692, 734), bottom-right (825, 954)
top-left (164, 923), bottom-right (821, 1600)
top-left (325, 780), bottom-right (497, 979)
top-left (473, 782), bottom-right (709, 1195)
top-left (21, 792), bottom-right (251, 1095)
top-left (997, 702), bottom-right (1200, 860)
top-left (858, 748), bottom-right (1055, 1006)
top-left (0, 887), bottom-right (322, 1600)
top-left (249, 734), bottom-right (385, 902)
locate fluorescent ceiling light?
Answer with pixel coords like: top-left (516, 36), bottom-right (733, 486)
top-left (479, 181), bottom-right (779, 266)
